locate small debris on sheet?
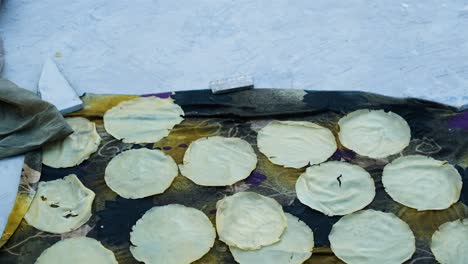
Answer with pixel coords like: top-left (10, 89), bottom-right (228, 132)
top-left (210, 75), bottom-right (254, 94)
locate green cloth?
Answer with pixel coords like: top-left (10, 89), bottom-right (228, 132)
top-left (0, 79), bottom-right (72, 159)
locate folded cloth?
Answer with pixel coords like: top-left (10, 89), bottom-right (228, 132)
top-left (0, 79), bottom-right (72, 159)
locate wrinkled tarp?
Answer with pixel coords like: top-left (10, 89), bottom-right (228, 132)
top-left (0, 79), bottom-right (72, 159)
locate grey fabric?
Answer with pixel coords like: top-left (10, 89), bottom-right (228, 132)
top-left (0, 79), bottom-right (72, 159)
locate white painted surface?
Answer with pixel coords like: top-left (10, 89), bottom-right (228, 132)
top-left (1, 0), bottom-right (467, 106)
top-left (0, 155), bottom-right (23, 236)
top-left (38, 58), bottom-right (83, 114)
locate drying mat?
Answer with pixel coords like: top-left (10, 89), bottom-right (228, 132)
top-left (0, 89), bottom-right (467, 264)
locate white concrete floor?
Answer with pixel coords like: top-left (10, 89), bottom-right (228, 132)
top-left (1, 0), bottom-right (467, 106)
